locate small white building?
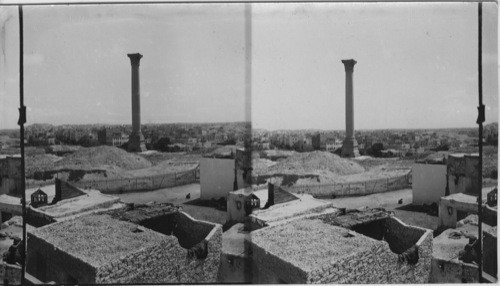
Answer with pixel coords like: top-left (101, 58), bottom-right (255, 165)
top-left (200, 147), bottom-right (250, 200)
top-left (226, 187), bottom-right (261, 222)
top-left (412, 153), bottom-right (480, 206)
top-left (412, 163), bottom-right (447, 205)
top-left (438, 189), bottom-right (497, 229)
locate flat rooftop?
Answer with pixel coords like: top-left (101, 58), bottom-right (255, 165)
top-left (250, 194), bottom-right (333, 224)
top-left (0, 194), bottom-right (22, 206)
top-left (319, 208), bottom-right (390, 228)
top-left (35, 190), bottom-right (120, 219)
top-left (442, 192), bottom-right (488, 205)
top-left (0, 154), bottom-right (21, 159)
top-left (31, 214), bottom-right (172, 267)
top-left (110, 203), bottom-right (179, 224)
top-left (433, 218), bottom-right (495, 262)
top-left (250, 218), bottom-right (381, 273)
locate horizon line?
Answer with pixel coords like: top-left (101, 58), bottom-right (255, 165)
top-left (1, 121), bottom-right (496, 132)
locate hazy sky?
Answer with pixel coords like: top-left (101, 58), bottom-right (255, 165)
top-left (1, 4), bottom-right (248, 128)
top-left (0, 2), bottom-right (498, 130)
top-left (251, 2), bottom-right (498, 130)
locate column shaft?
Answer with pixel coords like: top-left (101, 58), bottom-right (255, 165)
top-left (131, 63), bottom-right (141, 133)
top-left (341, 59), bottom-right (359, 158)
top-left (345, 69), bottom-right (354, 139)
top-left (127, 53), bottom-right (146, 152)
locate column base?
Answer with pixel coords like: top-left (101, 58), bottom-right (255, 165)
top-left (341, 137), bottom-right (360, 158)
top-left (127, 131), bottom-right (147, 153)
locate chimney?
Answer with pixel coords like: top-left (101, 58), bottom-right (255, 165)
top-left (54, 178), bottom-right (62, 204)
top-left (267, 182), bottom-right (275, 207)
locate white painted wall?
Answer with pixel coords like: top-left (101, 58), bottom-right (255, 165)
top-left (227, 193), bottom-right (246, 222)
top-left (412, 164), bottom-right (447, 205)
top-left (200, 158), bottom-right (235, 200)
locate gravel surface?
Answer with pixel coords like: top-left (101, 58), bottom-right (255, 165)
top-left (251, 219), bottom-right (379, 271)
top-left (33, 214), bottom-right (170, 267)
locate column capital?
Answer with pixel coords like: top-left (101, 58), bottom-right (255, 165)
top-left (128, 53), bottom-right (143, 66)
top-left (341, 59), bottom-right (357, 72)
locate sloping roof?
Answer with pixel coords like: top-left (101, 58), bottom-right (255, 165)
top-left (274, 186), bottom-right (299, 205)
top-left (31, 189), bottom-right (47, 196)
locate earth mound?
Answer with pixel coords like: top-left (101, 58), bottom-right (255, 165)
top-left (264, 151), bottom-right (365, 176)
top-left (54, 145), bottom-right (152, 170)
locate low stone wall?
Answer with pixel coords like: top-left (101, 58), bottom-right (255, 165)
top-left (41, 197), bottom-right (120, 220)
top-left (27, 211), bottom-right (222, 284)
top-left (283, 173), bottom-right (411, 198)
top-left (75, 168), bottom-right (198, 194)
top-left (247, 216), bottom-right (433, 284)
top-left (483, 228), bottom-right (497, 278)
top-left (385, 216), bottom-right (428, 254)
top-left (219, 253), bottom-right (252, 283)
top-left (26, 206), bottom-right (57, 227)
top-left (247, 238), bottom-right (308, 284)
top-left (175, 212), bottom-right (217, 249)
top-left (430, 256), bottom-right (478, 283)
top-left (96, 212), bottom-right (222, 284)
top-left (0, 200), bottom-right (22, 216)
top-left (26, 231), bottom-right (98, 284)
top-left (307, 217), bottom-right (432, 284)
top-left (0, 262), bottom-right (22, 285)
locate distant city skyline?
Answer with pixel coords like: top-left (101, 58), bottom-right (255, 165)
top-left (3, 120), bottom-right (494, 133)
top-left (0, 2), bottom-right (498, 130)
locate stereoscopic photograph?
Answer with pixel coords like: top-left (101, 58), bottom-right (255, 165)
top-left (0, 0), bottom-right (497, 284)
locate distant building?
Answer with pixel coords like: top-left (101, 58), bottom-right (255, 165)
top-left (98, 129), bottom-right (129, 147)
top-left (412, 153), bottom-right (480, 206)
top-left (200, 147), bottom-right (251, 200)
top-left (311, 133), bottom-right (321, 150)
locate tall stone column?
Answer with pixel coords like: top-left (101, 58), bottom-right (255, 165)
top-left (127, 53), bottom-right (147, 152)
top-left (341, 59), bottom-right (359, 157)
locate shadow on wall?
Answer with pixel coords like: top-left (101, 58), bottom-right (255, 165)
top-left (350, 217), bottom-right (423, 264)
top-left (130, 211), bottom-right (213, 259)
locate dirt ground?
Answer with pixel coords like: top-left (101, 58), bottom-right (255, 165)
top-left (116, 183), bottom-right (227, 225)
top-left (326, 188), bottom-right (438, 230)
top-left (115, 183), bottom-right (438, 231)
top-left (116, 183), bottom-right (200, 205)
